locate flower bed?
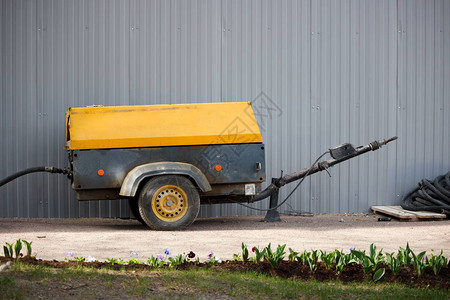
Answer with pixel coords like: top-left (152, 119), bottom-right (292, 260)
top-left (1, 240), bottom-right (449, 289)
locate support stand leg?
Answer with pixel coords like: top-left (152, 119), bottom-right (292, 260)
top-left (264, 178), bottom-right (281, 222)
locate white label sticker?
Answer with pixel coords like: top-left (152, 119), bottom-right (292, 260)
top-left (245, 184), bottom-right (256, 196)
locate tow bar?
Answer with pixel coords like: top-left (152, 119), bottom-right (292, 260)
top-left (254, 136), bottom-right (398, 221)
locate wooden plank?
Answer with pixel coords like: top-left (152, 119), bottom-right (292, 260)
top-left (371, 206), bottom-right (417, 220)
top-left (371, 206), bottom-right (446, 221)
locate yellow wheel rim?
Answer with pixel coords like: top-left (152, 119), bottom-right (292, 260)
top-left (152, 185), bottom-right (188, 222)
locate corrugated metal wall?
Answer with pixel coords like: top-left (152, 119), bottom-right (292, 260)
top-left (1, 0), bottom-right (449, 218)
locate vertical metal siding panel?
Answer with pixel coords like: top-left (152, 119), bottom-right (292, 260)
top-left (2, 0), bottom-right (13, 217)
top-left (0, 0), bottom-right (4, 217)
top-left (384, 0), bottom-right (399, 207)
top-left (12, 0), bottom-right (21, 217)
top-left (25, 0), bottom-right (39, 217)
top-left (396, 0), bottom-right (450, 202)
top-left (267, 0), bottom-right (279, 215)
top-left (317, 0), bottom-right (352, 213)
top-left (433, 0), bottom-right (444, 177)
top-left (251, 0), bottom-right (311, 216)
top-left (312, 0), bottom-right (397, 213)
top-left (297, 0), bottom-right (312, 214)
top-left (36, 0), bottom-right (132, 219)
top-left (280, 0), bottom-right (290, 215)
top-left (6, 0), bottom-right (14, 216)
top-left (444, 1), bottom-right (450, 173)
top-left (348, 0), bottom-right (361, 212)
top-left (310, 0), bottom-right (320, 213)
top-left (396, 0), bottom-right (407, 202)
top-left (39, 0), bottom-right (66, 218)
top-left (424, 1), bottom-right (435, 179)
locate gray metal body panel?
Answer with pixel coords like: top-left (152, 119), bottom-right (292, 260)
top-left (71, 143), bottom-right (266, 198)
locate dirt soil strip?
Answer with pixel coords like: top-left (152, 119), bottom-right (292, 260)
top-left (0, 214), bottom-right (449, 262)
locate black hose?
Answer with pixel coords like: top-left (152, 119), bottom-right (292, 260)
top-left (0, 166), bottom-right (68, 187)
top-left (401, 172), bottom-right (450, 214)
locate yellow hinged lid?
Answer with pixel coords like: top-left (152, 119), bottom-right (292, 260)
top-left (66, 102), bottom-right (262, 150)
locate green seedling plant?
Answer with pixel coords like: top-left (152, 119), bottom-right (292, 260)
top-left (311, 250), bottom-right (320, 264)
top-left (301, 249), bottom-right (320, 271)
top-left (319, 250), bottom-right (328, 264)
top-left (321, 250), bottom-right (339, 269)
top-left (207, 252), bottom-right (222, 265)
top-left (74, 257), bottom-right (85, 262)
top-left (386, 252), bottom-right (401, 276)
top-left (296, 250), bottom-right (311, 265)
top-left (288, 248), bottom-right (299, 262)
top-left (353, 244), bottom-right (384, 273)
top-left (128, 251), bottom-right (141, 264)
top-left (168, 254), bottom-right (188, 266)
top-left (22, 240), bottom-right (32, 256)
top-left (351, 250), bottom-right (372, 274)
top-left (14, 239), bottom-right (22, 258)
top-left (336, 252), bottom-right (357, 272)
top-left (3, 242), bottom-right (13, 258)
top-left (305, 256), bottom-right (317, 271)
top-left (368, 243), bottom-right (385, 270)
top-left (352, 245), bottom-right (386, 282)
top-left (106, 257), bottom-right (125, 265)
top-left (241, 243), bottom-right (249, 262)
top-left (428, 250), bottom-right (448, 275)
top-left (295, 250), bottom-right (317, 271)
top-left (397, 243), bottom-right (413, 266)
top-left (128, 258), bottom-right (140, 264)
top-left (147, 256), bottom-right (166, 267)
top-left (411, 249), bottom-right (427, 277)
top-left (263, 243), bottom-right (286, 268)
top-left (250, 246), bottom-right (266, 263)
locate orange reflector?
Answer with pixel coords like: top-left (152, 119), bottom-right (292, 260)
top-left (215, 165), bottom-right (222, 171)
top-left (97, 169), bottom-right (105, 176)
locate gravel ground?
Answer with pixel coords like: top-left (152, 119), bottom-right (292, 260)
top-left (0, 214), bottom-right (449, 262)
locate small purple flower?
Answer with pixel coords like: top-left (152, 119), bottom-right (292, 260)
top-left (130, 251), bottom-right (138, 257)
top-left (349, 247), bottom-right (355, 253)
top-left (207, 251), bottom-right (214, 259)
top-left (164, 248), bottom-right (171, 255)
top-left (65, 251), bottom-right (74, 258)
top-left (187, 251), bottom-right (195, 259)
top-left (157, 254), bottom-right (165, 261)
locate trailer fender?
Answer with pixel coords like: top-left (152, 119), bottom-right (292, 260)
top-left (119, 162), bottom-right (212, 197)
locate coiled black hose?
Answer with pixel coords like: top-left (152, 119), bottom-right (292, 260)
top-left (401, 172), bottom-right (450, 214)
top-left (0, 167), bottom-right (68, 187)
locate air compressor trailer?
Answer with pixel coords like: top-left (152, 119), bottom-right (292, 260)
top-left (1, 102), bottom-right (397, 230)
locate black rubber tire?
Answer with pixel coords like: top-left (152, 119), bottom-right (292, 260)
top-left (138, 175), bottom-right (200, 230)
top-left (128, 198), bottom-right (146, 225)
